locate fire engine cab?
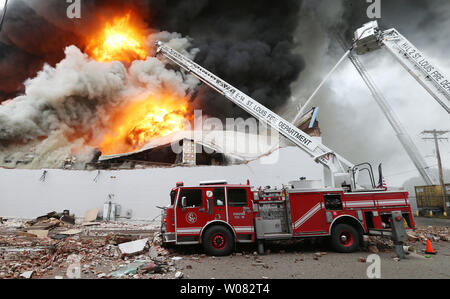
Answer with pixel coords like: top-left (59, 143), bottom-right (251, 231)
top-left (160, 179), bottom-right (415, 256)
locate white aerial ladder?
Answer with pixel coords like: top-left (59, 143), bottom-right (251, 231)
top-left (354, 21), bottom-right (450, 114)
top-left (332, 32), bottom-right (436, 186)
top-left (155, 41), bottom-right (384, 191)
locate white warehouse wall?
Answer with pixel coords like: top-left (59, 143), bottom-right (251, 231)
top-left (0, 146), bottom-right (323, 220)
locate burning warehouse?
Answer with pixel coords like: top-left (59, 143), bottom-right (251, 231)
top-left (93, 107), bottom-right (321, 169)
top-left (0, 0), bottom-right (322, 219)
top-left (0, 0), bottom-right (305, 170)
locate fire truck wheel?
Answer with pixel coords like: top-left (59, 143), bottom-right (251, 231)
top-left (331, 224), bottom-right (360, 253)
top-left (203, 225), bottom-right (234, 256)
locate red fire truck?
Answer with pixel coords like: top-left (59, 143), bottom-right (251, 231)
top-left (154, 42), bottom-right (415, 257)
top-left (160, 179), bottom-right (415, 256)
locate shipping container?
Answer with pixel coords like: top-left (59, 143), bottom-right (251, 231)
top-left (415, 184), bottom-right (450, 215)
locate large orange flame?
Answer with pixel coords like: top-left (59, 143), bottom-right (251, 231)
top-left (86, 13), bottom-right (148, 63)
top-left (97, 94), bottom-right (190, 155)
top-left (84, 13), bottom-right (192, 156)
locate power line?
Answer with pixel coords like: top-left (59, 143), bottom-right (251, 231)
top-left (384, 164), bottom-right (438, 178)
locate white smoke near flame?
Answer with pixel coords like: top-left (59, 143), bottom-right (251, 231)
top-left (0, 31), bottom-right (199, 168)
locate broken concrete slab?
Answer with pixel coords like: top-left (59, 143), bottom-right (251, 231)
top-left (16, 231), bottom-right (39, 238)
top-left (35, 211), bottom-right (57, 222)
top-left (60, 229), bottom-right (82, 235)
top-left (26, 230), bottom-right (49, 238)
top-left (118, 238), bottom-right (148, 255)
top-left (83, 208), bottom-right (99, 223)
top-left (20, 271), bottom-right (34, 279)
top-left (109, 260), bottom-right (148, 278)
top-left (27, 218), bottom-right (61, 230)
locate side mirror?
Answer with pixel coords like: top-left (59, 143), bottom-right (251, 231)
top-left (181, 196), bottom-right (187, 207)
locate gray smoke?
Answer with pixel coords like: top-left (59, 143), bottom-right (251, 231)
top-left (284, 0), bottom-right (450, 187)
top-left (0, 0), bottom-right (449, 180)
top-left (0, 32), bottom-right (199, 168)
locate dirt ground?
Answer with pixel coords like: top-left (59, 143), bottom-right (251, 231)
top-left (0, 217), bottom-right (449, 279)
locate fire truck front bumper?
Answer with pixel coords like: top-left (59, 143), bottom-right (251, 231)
top-left (162, 231), bottom-right (176, 243)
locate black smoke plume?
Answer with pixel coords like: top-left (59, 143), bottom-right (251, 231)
top-left (0, 0), bottom-right (304, 120)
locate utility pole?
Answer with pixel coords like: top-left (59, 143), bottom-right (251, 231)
top-left (422, 130), bottom-right (449, 214)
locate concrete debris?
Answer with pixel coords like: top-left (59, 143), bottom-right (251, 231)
top-left (171, 256), bottom-right (183, 261)
top-left (60, 229), bottom-right (82, 235)
top-left (20, 270), bottom-right (34, 279)
top-left (26, 230), bottom-right (49, 238)
top-left (368, 245), bottom-right (379, 254)
top-left (406, 227), bottom-right (449, 244)
top-left (83, 208), bottom-right (99, 223)
top-left (118, 238), bottom-right (148, 256)
top-left (175, 271), bottom-right (184, 279)
top-left (0, 219), bottom-right (180, 279)
top-left (109, 260), bottom-right (148, 278)
top-left (26, 218), bottom-right (61, 231)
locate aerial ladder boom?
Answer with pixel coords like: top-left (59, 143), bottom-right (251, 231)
top-left (155, 41), bottom-right (360, 189)
top-left (354, 21), bottom-right (450, 114)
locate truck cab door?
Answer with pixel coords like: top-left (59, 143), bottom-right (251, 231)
top-left (226, 187), bottom-right (255, 241)
top-left (203, 187), bottom-right (227, 222)
top-left (175, 188), bottom-right (207, 243)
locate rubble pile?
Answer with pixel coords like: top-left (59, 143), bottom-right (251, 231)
top-left (0, 215), bottom-right (183, 279)
top-left (362, 226), bottom-right (449, 254)
top-left (406, 226), bottom-right (449, 244)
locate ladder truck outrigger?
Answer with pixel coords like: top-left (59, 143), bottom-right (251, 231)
top-left (154, 41), bottom-right (415, 258)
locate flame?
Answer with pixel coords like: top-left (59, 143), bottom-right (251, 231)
top-left (97, 94), bottom-right (190, 155)
top-left (86, 13), bottom-right (148, 63)
top-left (84, 13), bottom-right (191, 156)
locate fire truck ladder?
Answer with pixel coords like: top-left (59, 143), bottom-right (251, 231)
top-left (354, 21), bottom-right (450, 114)
top-left (332, 33), bottom-right (437, 186)
top-left (155, 41), bottom-right (380, 191)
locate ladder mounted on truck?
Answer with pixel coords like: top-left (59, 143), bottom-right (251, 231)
top-left (155, 41), bottom-right (383, 191)
top-left (354, 21), bottom-right (450, 114)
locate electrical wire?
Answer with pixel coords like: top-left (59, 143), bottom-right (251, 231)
top-left (384, 164), bottom-right (438, 178)
top-left (0, 0), bottom-right (8, 33)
